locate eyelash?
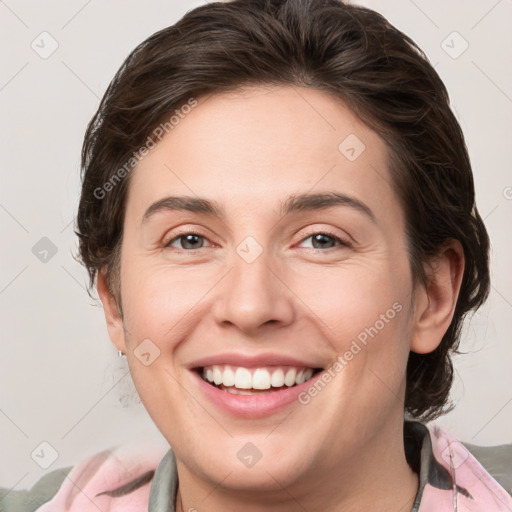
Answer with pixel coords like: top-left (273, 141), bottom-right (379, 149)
top-left (164, 230), bottom-right (351, 252)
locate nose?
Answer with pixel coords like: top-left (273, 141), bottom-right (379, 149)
top-left (211, 251), bottom-right (295, 336)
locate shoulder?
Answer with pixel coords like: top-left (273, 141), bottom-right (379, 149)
top-left (461, 441), bottom-right (512, 497)
top-left (0, 440), bottom-right (168, 512)
top-left (415, 421), bottom-right (512, 511)
top-left (0, 466), bottom-right (73, 512)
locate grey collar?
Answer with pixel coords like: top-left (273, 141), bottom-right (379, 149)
top-left (148, 421), bottom-right (429, 511)
top-left (148, 447), bottom-right (178, 512)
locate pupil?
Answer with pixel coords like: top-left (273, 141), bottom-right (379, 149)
top-left (313, 234), bottom-right (334, 249)
top-left (182, 234), bottom-right (202, 249)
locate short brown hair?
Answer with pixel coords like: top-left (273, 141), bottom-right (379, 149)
top-left (76, 0), bottom-right (490, 422)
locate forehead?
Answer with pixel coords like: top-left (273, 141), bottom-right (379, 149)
top-left (126, 85), bottom-right (400, 226)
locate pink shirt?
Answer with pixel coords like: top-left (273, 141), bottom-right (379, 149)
top-left (11, 421), bottom-right (510, 511)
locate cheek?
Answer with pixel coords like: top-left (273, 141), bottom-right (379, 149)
top-left (292, 260), bottom-right (410, 346)
top-left (120, 262), bottom-right (215, 345)
top-left (290, 259), bottom-right (413, 403)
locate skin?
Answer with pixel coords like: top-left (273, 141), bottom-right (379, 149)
top-left (98, 85), bottom-right (464, 512)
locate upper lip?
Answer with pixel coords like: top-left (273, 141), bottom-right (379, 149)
top-left (188, 352), bottom-right (324, 370)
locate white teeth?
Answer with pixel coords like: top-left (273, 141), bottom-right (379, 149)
top-left (270, 368), bottom-right (285, 387)
top-left (213, 366), bottom-right (223, 385)
top-left (303, 369), bottom-right (314, 382)
top-left (223, 367), bottom-right (235, 387)
top-left (201, 364), bottom-right (317, 390)
top-left (234, 367), bottom-right (252, 389)
top-left (225, 387), bottom-right (257, 395)
top-left (252, 369), bottom-right (271, 390)
top-left (284, 368), bottom-right (297, 386)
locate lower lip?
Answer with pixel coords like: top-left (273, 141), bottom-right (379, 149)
top-left (191, 370), bottom-right (323, 418)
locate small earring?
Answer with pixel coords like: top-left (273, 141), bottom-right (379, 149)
top-left (118, 350), bottom-right (126, 358)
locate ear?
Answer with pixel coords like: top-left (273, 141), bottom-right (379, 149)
top-left (410, 240), bottom-right (465, 354)
top-left (97, 268), bottom-right (127, 354)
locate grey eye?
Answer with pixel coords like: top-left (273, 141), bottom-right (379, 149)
top-left (301, 233), bottom-right (343, 249)
top-left (310, 233), bottom-right (337, 249)
top-left (168, 233), bottom-right (205, 250)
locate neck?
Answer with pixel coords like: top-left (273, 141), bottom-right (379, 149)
top-left (174, 421), bottom-right (419, 512)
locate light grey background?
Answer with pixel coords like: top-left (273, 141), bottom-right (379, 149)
top-left (1, 0), bottom-right (511, 490)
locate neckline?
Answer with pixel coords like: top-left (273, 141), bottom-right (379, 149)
top-left (148, 420), bottom-right (431, 512)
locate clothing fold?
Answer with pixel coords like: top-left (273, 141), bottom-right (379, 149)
top-left (1, 421), bottom-right (510, 512)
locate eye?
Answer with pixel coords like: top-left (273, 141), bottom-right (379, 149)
top-left (298, 231), bottom-right (350, 250)
top-left (163, 230), bottom-right (349, 251)
top-left (165, 233), bottom-right (209, 250)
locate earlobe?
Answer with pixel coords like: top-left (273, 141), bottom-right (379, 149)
top-left (96, 268), bottom-right (127, 354)
top-left (410, 241), bottom-right (465, 354)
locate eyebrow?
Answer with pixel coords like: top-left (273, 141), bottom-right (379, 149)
top-left (141, 192), bottom-right (376, 224)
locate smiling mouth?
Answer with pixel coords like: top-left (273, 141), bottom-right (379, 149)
top-left (196, 364), bottom-right (323, 395)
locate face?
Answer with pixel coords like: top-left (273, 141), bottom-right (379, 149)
top-left (103, 85), bottom-right (426, 494)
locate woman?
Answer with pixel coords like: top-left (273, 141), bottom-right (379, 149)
top-left (3, 0), bottom-right (511, 510)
